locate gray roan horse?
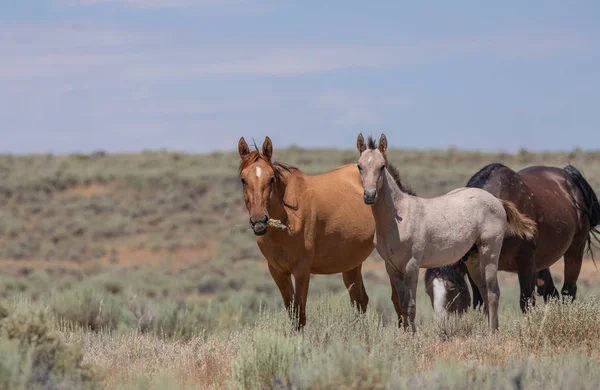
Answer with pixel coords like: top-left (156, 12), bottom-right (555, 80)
top-left (425, 163), bottom-right (600, 316)
top-left (356, 134), bottom-right (537, 331)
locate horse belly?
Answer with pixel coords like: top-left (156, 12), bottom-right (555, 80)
top-left (311, 241), bottom-right (373, 274)
top-left (421, 241), bottom-right (475, 268)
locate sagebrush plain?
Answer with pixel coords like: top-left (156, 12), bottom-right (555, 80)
top-left (1, 146), bottom-right (600, 389)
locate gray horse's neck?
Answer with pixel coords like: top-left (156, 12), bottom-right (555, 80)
top-left (372, 169), bottom-right (407, 231)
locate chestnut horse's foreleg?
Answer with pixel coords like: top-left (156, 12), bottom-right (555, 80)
top-left (562, 234), bottom-right (586, 302)
top-left (536, 269), bottom-right (559, 302)
top-left (342, 265), bottom-right (369, 313)
top-left (268, 264), bottom-right (294, 315)
top-left (385, 263), bottom-right (403, 327)
top-left (292, 266), bottom-right (311, 329)
top-left (515, 245), bottom-right (537, 312)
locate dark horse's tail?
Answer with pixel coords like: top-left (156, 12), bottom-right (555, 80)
top-left (563, 164), bottom-right (600, 259)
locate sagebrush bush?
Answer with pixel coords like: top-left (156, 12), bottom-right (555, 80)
top-left (0, 303), bottom-right (102, 390)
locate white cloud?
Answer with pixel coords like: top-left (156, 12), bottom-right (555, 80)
top-left (0, 22), bottom-right (594, 153)
top-left (54, 0), bottom-right (265, 10)
top-left (314, 90), bottom-right (410, 128)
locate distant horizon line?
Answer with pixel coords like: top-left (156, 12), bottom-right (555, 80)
top-left (1, 144), bottom-right (599, 157)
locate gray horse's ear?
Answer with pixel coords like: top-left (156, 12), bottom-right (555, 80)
top-left (262, 136), bottom-right (273, 160)
top-left (378, 133), bottom-right (388, 154)
top-left (238, 137), bottom-right (250, 158)
top-left (357, 133), bottom-right (366, 154)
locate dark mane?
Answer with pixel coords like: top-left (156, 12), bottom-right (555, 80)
top-left (466, 163), bottom-right (507, 188)
top-left (367, 136), bottom-right (377, 150)
top-left (386, 163), bottom-right (416, 196)
top-left (425, 261), bottom-right (468, 287)
top-left (238, 150), bottom-right (298, 182)
top-left (366, 136), bottom-right (416, 196)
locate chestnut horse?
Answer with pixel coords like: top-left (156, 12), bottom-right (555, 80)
top-left (238, 136), bottom-right (396, 328)
top-left (425, 163), bottom-right (600, 315)
top-left (356, 134), bottom-right (536, 331)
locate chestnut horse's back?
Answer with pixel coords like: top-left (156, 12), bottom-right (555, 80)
top-left (304, 164), bottom-right (376, 274)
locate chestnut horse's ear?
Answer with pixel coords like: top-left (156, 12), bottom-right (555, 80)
top-left (378, 133), bottom-right (388, 154)
top-left (262, 136), bottom-right (273, 160)
top-left (238, 137), bottom-right (250, 158)
top-left (357, 133), bottom-right (366, 154)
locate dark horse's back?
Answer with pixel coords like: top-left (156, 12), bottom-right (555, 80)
top-left (467, 163), bottom-right (598, 271)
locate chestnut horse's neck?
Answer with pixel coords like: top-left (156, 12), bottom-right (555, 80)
top-left (267, 165), bottom-right (301, 224)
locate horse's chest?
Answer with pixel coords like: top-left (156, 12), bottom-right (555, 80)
top-left (375, 232), bottom-right (405, 262)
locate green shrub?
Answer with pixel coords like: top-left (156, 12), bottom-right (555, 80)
top-left (0, 303), bottom-right (102, 390)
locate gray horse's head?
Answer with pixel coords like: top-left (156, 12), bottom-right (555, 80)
top-left (356, 133), bottom-right (388, 205)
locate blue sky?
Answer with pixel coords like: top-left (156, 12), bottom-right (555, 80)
top-left (1, 1), bottom-right (599, 154)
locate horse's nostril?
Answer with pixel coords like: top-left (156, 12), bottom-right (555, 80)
top-left (260, 215), bottom-right (269, 224)
top-left (249, 216), bottom-right (256, 225)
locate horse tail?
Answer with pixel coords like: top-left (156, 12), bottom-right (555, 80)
top-left (563, 164), bottom-right (600, 259)
top-left (501, 200), bottom-right (537, 240)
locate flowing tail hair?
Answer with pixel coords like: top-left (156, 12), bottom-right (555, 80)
top-left (563, 164), bottom-right (600, 261)
top-left (502, 200), bottom-right (537, 240)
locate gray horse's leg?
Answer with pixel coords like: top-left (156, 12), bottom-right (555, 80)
top-left (389, 258), bottom-right (419, 332)
top-left (402, 258), bottom-right (419, 333)
top-left (464, 253), bottom-right (488, 314)
top-left (478, 236), bottom-right (503, 331)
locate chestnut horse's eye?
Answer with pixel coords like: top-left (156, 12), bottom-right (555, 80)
top-left (269, 177), bottom-right (275, 185)
top-left (240, 178), bottom-right (246, 186)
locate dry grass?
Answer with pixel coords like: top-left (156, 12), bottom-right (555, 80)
top-left (48, 294), bottom-right (600, 389)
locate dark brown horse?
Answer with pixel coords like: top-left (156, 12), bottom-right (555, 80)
top-left (238, 136), bottom-right (395, 328)
top-left (425, 163), bottom-right (600, 315)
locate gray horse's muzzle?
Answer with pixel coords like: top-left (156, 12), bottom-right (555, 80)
top-left (364, 189), bottom-right (377, 205)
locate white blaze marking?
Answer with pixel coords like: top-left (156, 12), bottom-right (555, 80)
top-left (432, 278), bottom-right (447, 315)
top-left (256, 166), bottom-right (262, 178)
top-left (368, 156), bottom-right (373, 164)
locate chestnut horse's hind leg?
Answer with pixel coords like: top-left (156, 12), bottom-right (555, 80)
top-left (536, 269), bottom-right (559, 302)
top-left (342, 265), bottom-right (369, 313)
top-left (268, 264), bottom-right (294, 315)
top-left (515, 245), bottom-right (537, 312)
top-left (561, 234), bottom-right (587, 302)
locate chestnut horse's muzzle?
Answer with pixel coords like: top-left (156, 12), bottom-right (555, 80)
top-left (250, 215), bottom-right (269, 236)
top-left (363, 189), bottom-right (377, 205)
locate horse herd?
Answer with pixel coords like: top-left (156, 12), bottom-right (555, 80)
top-left (237, 134), bottom-right (600, 331)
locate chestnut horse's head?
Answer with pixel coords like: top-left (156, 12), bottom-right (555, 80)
top-left (356, 133), bottom-right (388, 205)
top-left (238, 136), bottom-right (278, 236)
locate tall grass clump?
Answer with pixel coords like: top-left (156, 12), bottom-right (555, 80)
top-left (0, 302), bottom-right (102, 389)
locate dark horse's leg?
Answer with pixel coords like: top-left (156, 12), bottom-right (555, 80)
top-left (516, 245), bottom-right (537, 312)
top-left (536, 269), bottom-right (559, 302)
top-left (561, 234), bottom-right (587, 302)
top-left (342, 264), bottom-right (369, 313)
